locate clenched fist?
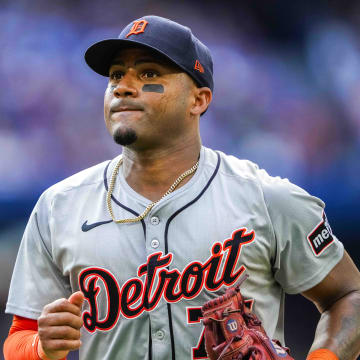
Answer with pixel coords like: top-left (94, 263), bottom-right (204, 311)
top-left (37, 291), bottom-right (84, 360)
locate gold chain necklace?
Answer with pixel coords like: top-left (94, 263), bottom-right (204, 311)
top-left (106, 157), bottom-right (199, 223)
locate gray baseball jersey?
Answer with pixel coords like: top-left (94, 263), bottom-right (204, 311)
top-left (6, 146), bottom-right (344, 360)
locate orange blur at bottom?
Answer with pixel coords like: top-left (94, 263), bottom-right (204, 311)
top-left (3, 315), bottom-right (66, 360)
top-left (306, 349), bottom-right (339, 360)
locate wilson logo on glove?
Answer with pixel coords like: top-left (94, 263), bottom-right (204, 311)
top-left (226, 319), bottom-right (238, 333)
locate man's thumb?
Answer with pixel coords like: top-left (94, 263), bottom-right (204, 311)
top-left (68, 291), bottom-right (84, 308)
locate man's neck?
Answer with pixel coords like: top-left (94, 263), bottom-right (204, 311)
top-left (121, 140), bottom-right (201, 202)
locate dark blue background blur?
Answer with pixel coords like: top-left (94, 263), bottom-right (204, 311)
top-left (1, 1), bottom-right (359, 359)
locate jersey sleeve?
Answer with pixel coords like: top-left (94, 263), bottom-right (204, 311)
top-left (258, 169), bottom-right (344, 294)
top-left (5, 189), bottom-right (72, 319)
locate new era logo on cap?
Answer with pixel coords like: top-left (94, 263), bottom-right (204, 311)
top-left (126, 20), bottom-right (149, 38)
top-left (194, 60), bottom-right (204, 73)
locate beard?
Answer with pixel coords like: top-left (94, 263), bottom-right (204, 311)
top-left (113, 127), bottom-right (138, 146)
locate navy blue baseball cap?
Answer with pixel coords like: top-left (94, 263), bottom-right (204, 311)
top-left (85, 15), bottom-right (214, 91)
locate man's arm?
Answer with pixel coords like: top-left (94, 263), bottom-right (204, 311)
top-left (302, 251), bottom-right (360, 360)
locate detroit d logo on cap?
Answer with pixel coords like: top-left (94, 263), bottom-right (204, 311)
top-left (126, 20), bottom-right (148, 38)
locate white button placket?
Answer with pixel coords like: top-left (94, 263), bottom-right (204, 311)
top-left (145, 212), bottom-right (171, 358)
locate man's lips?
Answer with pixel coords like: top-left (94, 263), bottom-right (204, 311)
top-left (110, 106), bottom-right (144, 113)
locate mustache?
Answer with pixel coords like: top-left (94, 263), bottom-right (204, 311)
top-left (110, 99), bottom-right (145, 112)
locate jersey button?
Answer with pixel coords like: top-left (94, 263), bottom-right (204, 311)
top-left (155, 330), bottom-right (165, 340)
top-left (151, 239), bottom-right (159, 249)
top-left (150, 216), bottom-right (160, 225)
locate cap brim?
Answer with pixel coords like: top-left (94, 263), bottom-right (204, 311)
top-left (85, 39), bottom-right (187, 77)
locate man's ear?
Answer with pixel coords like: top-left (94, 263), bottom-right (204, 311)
top-left (190, 87), bottom-right (212, 116)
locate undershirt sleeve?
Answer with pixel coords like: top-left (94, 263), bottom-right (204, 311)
top-left (3, 315), bottom-right (66, 360)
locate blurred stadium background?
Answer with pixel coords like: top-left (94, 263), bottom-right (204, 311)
top-left (1, 0), bottom-right (359, 359)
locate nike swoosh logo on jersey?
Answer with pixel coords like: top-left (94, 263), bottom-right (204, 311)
top-left (81, 220), bottom-right (113, 232)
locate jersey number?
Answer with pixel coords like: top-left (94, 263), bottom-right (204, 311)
top-left (186, 307), bottom-right (207, 359)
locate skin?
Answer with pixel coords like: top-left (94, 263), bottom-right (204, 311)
top-left (36, 47), bottom-right (360, 359)
top-left (37, 292), bottom-right (84, 360)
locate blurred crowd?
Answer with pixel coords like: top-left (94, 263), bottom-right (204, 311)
top-left (1, 1), bottom-right (360, 358)
top-left (1, 1), bottom-right (359, 227)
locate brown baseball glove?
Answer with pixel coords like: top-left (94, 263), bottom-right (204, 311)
top-left (201, 274), bottom-right (294, 360)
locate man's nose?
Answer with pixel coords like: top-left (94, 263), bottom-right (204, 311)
top-left (113, 73), bottom-right (139, 98)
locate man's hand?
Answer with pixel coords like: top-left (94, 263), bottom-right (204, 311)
top-left (37, 291), bottom-right (84, 360)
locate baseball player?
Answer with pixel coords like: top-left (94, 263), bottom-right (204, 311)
top-left (3, 15), bottom-right (360, 360)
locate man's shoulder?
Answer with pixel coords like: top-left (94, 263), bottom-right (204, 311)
top-left (41, 158), bottom-right (114, 202)
top-left (211, 148), bottom-right (263, 181)
top-left (212, 148), bottom-right (318, 203)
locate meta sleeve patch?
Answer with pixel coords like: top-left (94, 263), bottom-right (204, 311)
top-left (307, 212), bottom-right (334, 256)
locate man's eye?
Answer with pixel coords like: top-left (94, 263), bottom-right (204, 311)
top-left (110, 71), bottom-right (123, 80)
top-left (142, 71), bottom-right (158, 79)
